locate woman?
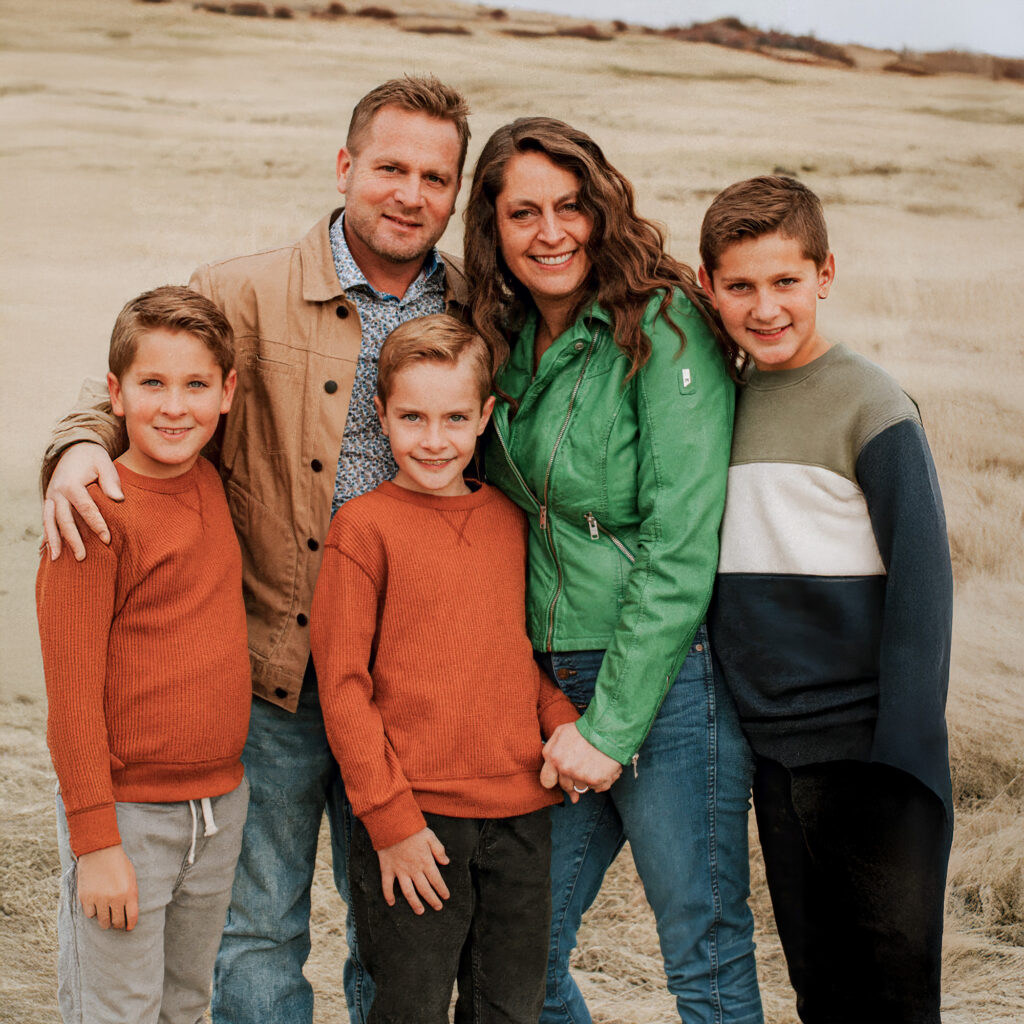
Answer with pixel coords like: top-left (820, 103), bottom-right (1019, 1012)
top-left (464, 118), bottom-right (762, 1024)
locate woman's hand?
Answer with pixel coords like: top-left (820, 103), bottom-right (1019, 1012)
top-left (542, 722), bottom-right (622, 792)
top-left (377, 828), bottom-right (450, 915)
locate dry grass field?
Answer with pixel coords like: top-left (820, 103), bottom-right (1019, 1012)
top-left (2, 1), bottom-right (1023, 1021)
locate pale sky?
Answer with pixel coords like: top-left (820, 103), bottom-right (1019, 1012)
top-left (497, 0), bottom-right (1024, 59)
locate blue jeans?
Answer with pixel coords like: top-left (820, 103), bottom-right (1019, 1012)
top-left (211, 661), bottom-right (373, 1024)
top-left (537, 627), bottom-right (762, 1024)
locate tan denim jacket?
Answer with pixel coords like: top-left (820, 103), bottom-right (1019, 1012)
top-left (43, 209), bottom-right (469, 711)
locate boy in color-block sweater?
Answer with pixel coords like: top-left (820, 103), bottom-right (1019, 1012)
top-left (698, 177), bottom-right (953, 1024)
top-left (36, 286), bottom-right (252, 1024)
top-left (310, 314), bottom-right (578, 1023)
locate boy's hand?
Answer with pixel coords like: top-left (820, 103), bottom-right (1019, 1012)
top-left (543, 723), bottom-right (622, 792)
top-left (377, 828), bottom-right (450, 915)
top-left (77, 844), bottom-right (139, 931)
top-left (43, 442), bottom-right (122, 561)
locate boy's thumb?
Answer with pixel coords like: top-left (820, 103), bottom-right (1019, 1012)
top-left (540, 761), bottom-right (559, 790)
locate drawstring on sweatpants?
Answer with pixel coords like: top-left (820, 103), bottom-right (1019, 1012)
top-left (186, 797), bottom-right (220, 866)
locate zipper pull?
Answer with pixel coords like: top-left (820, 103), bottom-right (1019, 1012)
top-left (539, 505), bottom-right (548, 530)
top-left (631, 753), bottom-right (639, 779)
top-left (584, 512), bottom-right (599, 540)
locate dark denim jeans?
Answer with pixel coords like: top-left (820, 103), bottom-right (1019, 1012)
top-left (537, 627), bottom-right (763, 1024)
top-left (753, 756), bottom-right (952, 1024)
top-left (349, 808), bottom-right (553, 1024)
top-left (211, 662), bottom-right (372, 1024)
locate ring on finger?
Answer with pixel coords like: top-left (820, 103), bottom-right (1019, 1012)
top-left (573, 783), bottom-right (590, 794)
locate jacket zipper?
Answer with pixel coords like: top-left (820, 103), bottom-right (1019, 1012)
top-left (539, 330), bottom-right (598, 650)
top-left (492, 327), bottom-right (599, 651)
top-left (582, 512), bottom-right (636, 564)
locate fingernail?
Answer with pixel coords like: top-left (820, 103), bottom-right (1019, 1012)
top-left (100, 533), bottom-right (110, 544)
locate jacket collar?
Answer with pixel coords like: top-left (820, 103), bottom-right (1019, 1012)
top-left (299, 208), bottom-right (468, 312)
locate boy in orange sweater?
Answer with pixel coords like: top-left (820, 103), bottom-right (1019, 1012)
top-left (36, 286), bottom-right (253, 1024)
top-left (310, 314), bottom-right (579, 1022)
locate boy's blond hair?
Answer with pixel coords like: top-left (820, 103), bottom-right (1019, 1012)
top-left (347, 75), bottom-right (471, 176)
top-left (699, 175), bottom-right (830, 277)
top-left (109, 286), bottom-right (234, 379)
top-left (377, 314), bottom-right (492, 405)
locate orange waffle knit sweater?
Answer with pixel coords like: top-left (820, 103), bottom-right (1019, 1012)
top-left (310, 481), bottom-right (579, 850)
top-left (36, 459), bottom-right (251, 857)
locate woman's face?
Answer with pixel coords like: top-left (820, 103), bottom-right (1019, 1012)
top-left (495, 150), bottom-right (593, 311)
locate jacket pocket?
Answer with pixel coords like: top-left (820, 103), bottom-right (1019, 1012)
top-left (582, 512), bottom-right (636, 564)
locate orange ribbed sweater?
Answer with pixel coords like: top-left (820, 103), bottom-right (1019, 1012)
top-left (35, 459), bottom-right (252, 857)
top-left (310, 481), bottom-right (579, 850)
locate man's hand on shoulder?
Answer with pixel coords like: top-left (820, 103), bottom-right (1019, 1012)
top-left (43, 443), bottom-right (123, 561)
top-left (77, 844), bottom-right (139, 931)
top-left (377, 827), bottom-right (450, 915)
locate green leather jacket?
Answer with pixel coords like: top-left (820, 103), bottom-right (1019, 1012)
top-left (486, 292), bottom-right (735, 764)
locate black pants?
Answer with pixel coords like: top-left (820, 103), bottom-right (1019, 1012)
top-left (753, 757), bottom-right (952, 1024)
top-left (349, 808), bottom-right (552, 1024)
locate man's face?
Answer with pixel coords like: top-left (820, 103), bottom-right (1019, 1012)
top-left (336, 106), bottom-right (462, 281)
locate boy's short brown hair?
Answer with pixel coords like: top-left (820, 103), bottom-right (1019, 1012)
top-left (377, 315), bottom-right (492, 406)
top-left (109, 286), bottom-right (234, 380)
top-left (347, 75), bottom-right (471, 176)
top-left (700, 175), bottom-right (830, 277)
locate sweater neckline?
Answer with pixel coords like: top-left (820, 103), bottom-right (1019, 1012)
top-left (745, 343), bottom-right (845, 391)
top-left (115, 459), bottom-right (204, 494)
top-left (376, 479), bottom-right (494, 511)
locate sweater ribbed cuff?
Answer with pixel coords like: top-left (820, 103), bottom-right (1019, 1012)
top-left (67, 803), bottom-right (122, 858)
top-left (359, 790), bottom-right (428, 851)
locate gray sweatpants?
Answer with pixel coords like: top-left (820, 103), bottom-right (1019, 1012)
top-left (55, 780), bottom-right (248, 1024)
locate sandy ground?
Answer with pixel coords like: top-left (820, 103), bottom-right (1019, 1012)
top-left (2, 1), bottom-right (1023, 1021)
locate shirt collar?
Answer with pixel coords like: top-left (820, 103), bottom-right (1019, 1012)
top-left (330, 213), bottom-right (445, 298)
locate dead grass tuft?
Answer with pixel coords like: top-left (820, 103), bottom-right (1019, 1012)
top-left (226, 1), bottom-right (270, 15)
top-left (885, 59), bottom-right (933, 76)
top-left (402, 24), bottom-right (470, 35)
top-left (354, 5), bottom-right (396, 19)
top-left (556, 24), bottom-right (612, 42)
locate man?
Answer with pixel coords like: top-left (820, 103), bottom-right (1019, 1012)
top-left (40, 75), bottom-right (471, 1024)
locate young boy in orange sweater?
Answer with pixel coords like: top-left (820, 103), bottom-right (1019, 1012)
top-left (310, 314), bottom-right (579, 1023)
top-left (36, 286), bottom-right (253, 1024)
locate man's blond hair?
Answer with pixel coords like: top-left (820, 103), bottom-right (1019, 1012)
top-left (347, 75), bottom-right (471, 175)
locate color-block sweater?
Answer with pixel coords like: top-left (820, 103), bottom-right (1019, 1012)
top-left (709, 344), bottom-right (953, 816)
top-left (35, 459), bottom-right (252, 856)
top-left (310, 481), bottom-right (580, 850)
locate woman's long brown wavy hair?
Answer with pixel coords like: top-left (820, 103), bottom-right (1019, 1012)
top-left (463, 117), bottom-right (744, 379)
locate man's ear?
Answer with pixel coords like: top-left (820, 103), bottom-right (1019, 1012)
top-left (336, 147), bottom-right (353, 196)
top-left (107, 372), bottom-right (125, 418)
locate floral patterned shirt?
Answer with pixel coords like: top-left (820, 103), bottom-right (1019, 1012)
top-left (329, 214), bottom-right (447, 514)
